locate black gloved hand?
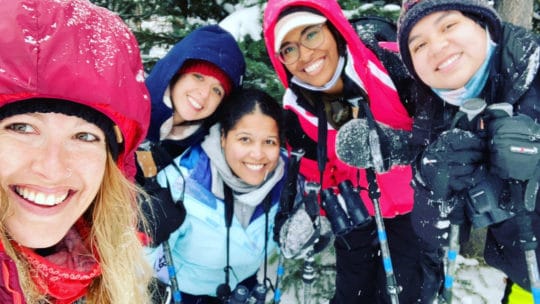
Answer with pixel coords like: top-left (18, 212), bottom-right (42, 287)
top-left (139, 177), bottom-right (186, 246)
top-left (273, 209), bottom-right (289, 244)
top-left (419, 129), bottom-right (487, 200)
top-left (273, 175), bottom-right (303, 244)
top-left (447, 195), bottom-right (467, 225)
top-left (488, 114), bottom-right (540, 181)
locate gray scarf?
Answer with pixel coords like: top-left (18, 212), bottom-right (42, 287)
top-left (201, 124), bottom-right (285, 227)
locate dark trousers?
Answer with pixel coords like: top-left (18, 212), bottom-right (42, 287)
top-left (330, 213), bottom-right (441, 304)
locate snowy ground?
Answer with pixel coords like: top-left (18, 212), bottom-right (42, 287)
top-left (449, 255), bottom-right (506, 304)
top-left (263, 254), bottom-right (506, 304)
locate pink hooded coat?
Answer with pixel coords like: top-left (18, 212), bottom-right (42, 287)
top-left (0, 0), bottom-right (149, 302)
top-left (0, 0), bottom-right (150, 177)
top-left (263, 0), bottom-right (414, 217)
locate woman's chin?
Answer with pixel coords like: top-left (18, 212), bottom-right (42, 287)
top-left (8, 228), bottom-right (66, 249)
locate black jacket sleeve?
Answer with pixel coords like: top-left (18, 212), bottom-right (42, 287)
top-left (139, 177), bottom-right (186, 246)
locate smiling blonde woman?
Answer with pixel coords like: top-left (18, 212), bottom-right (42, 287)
top-left (0, 0), bottom-right (153, 303)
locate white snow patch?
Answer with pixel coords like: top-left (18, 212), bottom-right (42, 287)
top-left (220, 5), bottom-right (262, 42)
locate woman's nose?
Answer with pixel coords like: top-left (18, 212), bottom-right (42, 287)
top-left (249, 144), bottom-right (264, 159)
top-left (431, 36), bottom-right (449, 55)
top-left (31, 140), bottom-right (72, 181)
top-left (298, 44), bottom-right (315, 62)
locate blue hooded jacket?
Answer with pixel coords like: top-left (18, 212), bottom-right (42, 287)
top-left (146, 144), bottom-right (286, 295)
top-left (145, 25), bottom-right (245, 142)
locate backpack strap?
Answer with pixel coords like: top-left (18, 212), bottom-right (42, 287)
top-left (135, 141), bottom-right (176, 180)
top-left (136, 150), bottom-right (158, 178)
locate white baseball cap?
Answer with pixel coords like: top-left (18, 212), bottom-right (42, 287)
top-left (274, 11), bottom-right (327, 53)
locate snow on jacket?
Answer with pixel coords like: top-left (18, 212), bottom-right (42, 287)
top-left (411, 22), bottom-right (540, 289)
top-left (263, 0), bottom-right (415, 217)
top-left (145, 25), bottom-right (245, 143)
top-left (145, 145), bottom-right (286, 295)
top-left (0, 0), bottom-right (150, 300)
top-left (0, 0), bottom-right (150, 178)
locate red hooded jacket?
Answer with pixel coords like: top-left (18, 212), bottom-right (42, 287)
top-left (0, 0), bottom-right (150, 302)
top-left (0, 0), bottom-right (150, 177)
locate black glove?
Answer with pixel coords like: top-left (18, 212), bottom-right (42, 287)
top-left (446, 195), bottom-right (467, 225)
top-left (419, 129), bottom-right (487, 200)
top-left (139, 177), bottom-right (186, 246)
top-left (273, 208), bottom-right (289, 244)
top-left (273, 174), bottom-right (303, 244)
top-left (488, 114), bottom-right (540, 181)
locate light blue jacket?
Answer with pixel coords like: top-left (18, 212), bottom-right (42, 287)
top-left (146, 145), bottom-right (286, 295)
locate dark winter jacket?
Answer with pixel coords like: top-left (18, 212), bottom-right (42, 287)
top-left (410, 22), bottom-right (540, 290)
top-left (263, 0), bottom-right (416, 217)
top-left (145, 25), bottom-right (245, 144)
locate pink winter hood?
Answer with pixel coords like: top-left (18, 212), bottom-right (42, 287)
top-left (263, 0), bottom-right (412, 130)
top-left (264, 0), bottom-right (357, 88)
top-left (0, 0), bottom-right (150, 176)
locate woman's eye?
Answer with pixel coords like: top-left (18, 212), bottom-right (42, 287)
top-left (412, 42), bottom-right (426, 53)
top-left (212, 86), bottom-right (224, 97)
top-left (265, 139), bottom-right (278, 146)
top-left (239, 137), bottom-right (250, 143)
top-left (444, 22), bottom-right (457, 31)
top-left (305, 29), bottom-right (319, 41)
top-left (193, 73), bottom-right (204, 80)
top-left (75, 132), bottom-right (99, 142)
top-left (281, 44), bottom-right (297, 56)
top-left (6, 123), bottom-right (35, 133)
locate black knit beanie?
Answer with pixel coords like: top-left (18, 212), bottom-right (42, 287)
top-left (397, 0), bottom-right (501, 81)
top-left (0, 99), bottom-right (121, 160)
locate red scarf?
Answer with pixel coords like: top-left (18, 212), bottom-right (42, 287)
top-left (13, 220), bottom-right (101, 304)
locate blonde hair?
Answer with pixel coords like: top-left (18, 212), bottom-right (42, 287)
top-left (0, 153), bottom-right (153, 303)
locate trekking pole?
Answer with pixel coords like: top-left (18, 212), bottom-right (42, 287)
top-left (333, 103), bottom-right (401, 302)
top-left (442, 223), bottom-right (460, 303)
top-left (441, 98), bottom-right (489, 303)
top-left (509, 181), bottom-right (540, 303)
top-left (273, 148), bottom-right (304, 304)
top-left (366, 168), bottom-right (400, 304)
top-left (518, 211), bottom-right (540, 303)
top-left (162, 241), bottom-right (182, 304)
top-left (273, 252), bottom-right (285, 304)
top-left (301, 182), bottom-right (323, 304)
top-left (302, 250), bottom-right (315, 304)
top-left (483, 102), bottom-right (540, 302)
top-left (361, 101), bottom-right (400, 303)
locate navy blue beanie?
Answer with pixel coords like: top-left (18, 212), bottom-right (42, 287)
top-left (182, 25), bottom-right (245, 90)
top-left (397, 0), bottom-right (501, 81)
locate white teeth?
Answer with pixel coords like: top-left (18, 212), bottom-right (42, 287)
top-left (438, 54), bottom-right (460, 70)
top-left (15, 186), bottom-right (68, 206)
top-left (246, 163), bottom-right (264, 171)
top-left (304, 59), bottom-right (323, 74)
top-left (188, 96), bottom-right (202, 110)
